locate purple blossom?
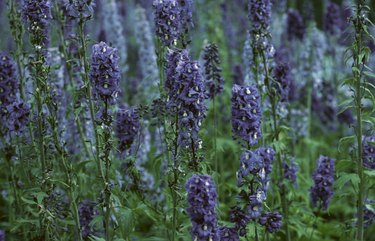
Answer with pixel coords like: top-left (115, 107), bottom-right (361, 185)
top-left (178, 0), bottom-right (194, 32)
top-left (246, 190), bottom-right (265, 219)
top-left (89, 42), bottom-right (120, 104)
top-left (153, 0), bottom-right (183, 47)
top-left (283, 159), bottom-right (298, 185)
top-left (363, 135), bottom-right (375, 170)
top-left (273, 53), bottom-right (292, 103)
top-left (166, 49), bottom-right (207, 149)
top-left (185, 174), bottom-right (219, 241)
top-left (202, 43), bottom-right (224, 99)
top-left (287, 9), bottom-right (305, 41)
top-left (248, 0), bottom-right (272, 32)
top-left (115, 106), bottom-right (140, 153)
top-left (78, 200), bottom-right (100, 239)
top-left (259, 212), bottom-right (282, 233)
top-left (229, 206), bottom-right (250, 237)
top-left (22, 0), bottom-right (51, 46)
top-left (218, 226), bottom-right (239, 241)
top-left (64, 0), bottom-right (95, 20)
top-left (0, 54), bottom-right (18, 111)
top-left (363, 201), bottom-right (375, 229)
top-left (324, 2), bottom-right (343, 35)
top-left (237, 150), bottom-right (264, 186)
top-left (310, 155), bottom-right (335, 210)
top-left (231, 84), bottom-right (262, 146)
top-left (4, 100), bottom-right (30, 136)
top-left (255, 146), bottom-right (275, 175)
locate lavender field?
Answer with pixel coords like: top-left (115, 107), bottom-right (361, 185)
top-left (0, 0), bottom-right (374, 240)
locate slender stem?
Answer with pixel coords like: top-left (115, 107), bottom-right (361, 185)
top-left (213, 94), bottom-right (218, 174)
top-left (103, 99), bottom-right (112, 241)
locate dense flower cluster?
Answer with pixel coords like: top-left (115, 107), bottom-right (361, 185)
top-left (273, 53), bottom-right (292, 103)
top-left (229, 205), bottom-right (250, 237)
top-left (89, 42), bottom-right (120, 103)
top-left (310, 155), bottom-right (335, 210)
top-left (259, 212), bottom-right (282, 233)
top-left (0, 54), bottom-right (18, 111)
top-left (283, 159), bottom-right (298, 185)
top-left (78, 200), bottom-right (100, 239)
top-left (231, 84), bottom-right (262, 146)
top-left (185, 175), bottom-right (219, 240)
top-left (179, 0), bottom-right (194, 32)
top-left (64, 0), bottom-right (95, 20)
top-left (248, 0), bottom-right (272, 32)
top-left (255, 146), bottom-right (275, 175)
top-left (153, 0), bottom-right (183, 46)
top-left (324, 2), bottom-right (343, 35)
top-left (287, 9), bottom-right (305, 41)
top-left (22, 0), bottom-right (51, 46)
top-left (165, 49), bottom-right (207, 149)
top-left (363, 201), bottom-right (375, 229)
top-left (218, 226), bottom-right (239, 241)
top-left (363, 135), bottom-right (375, 170)
top-left (237, 150), bottom-right (264, 186)
top-left (4, 100), bottom-right (30, 136)
top-left (115, 106), bottom-right (140, 153)
top-left (202, 43), bottom-right (224, 99)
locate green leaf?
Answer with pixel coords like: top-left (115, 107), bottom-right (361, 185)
top-left (21, 197), bottom-right (36, 205)
top-left (334, 173), bottom-right (360, 191)
top-left (338, 135), bottom-right (356, 153)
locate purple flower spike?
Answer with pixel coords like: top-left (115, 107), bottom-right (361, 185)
top-left (78, 200), bottom-right (100, 239)
top-left (0, 54), bottom-right (18, 111)
top-left (248, 0), bottom-right (272, 32)
top-left (115, 106), bottom-right (140, 153)
top-left (202, 43), bottom-right (224, 99)
top-left (22, 0), bottom-right (51, 46)
top-left (287, 9), bottom-right (305, 41)
top-left (231, 84), bottom-right (262, 146)
top-left (310, 155), bottom-right (335, 210)
top-left (259, 212), bottom-right (282, 233)
top-left (237, 150), bottom-right (264, 186)
top-left (153, 0), bottom-right (183, 47)
top-left (283, 159), bottom-right (298, 185)
top-left (0, 230), bottom-right (5, 241)
top-left (185, 174), bottom-right (219, 241)
top-left (218, 226), bottom-right (239, 241)
top-left (363, 135), bottom-right (375, 170)
top-left (89, 42), bottom-right (120, 104)
top-left (4, 100), bottom-right (30, 136)
top-left (255, 146), bottom-right (275, 175)
top-left (324, 2), bottom-right (343, 35)
top-left (64, 0), bottom-right (96, 20)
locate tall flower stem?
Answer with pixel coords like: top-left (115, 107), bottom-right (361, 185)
top-left (77, 20), bottom-right (105, 183)
top-left (261, 52), bottom-right (291, 241)
top-left (351, 1), bottom-right (367, 240)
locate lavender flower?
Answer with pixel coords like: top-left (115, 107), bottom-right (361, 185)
top-left (22, 0), bottom-right (51, 46)
top-left (64, 0), bottom-right (95, 20)
top-left (259, 212), bottom-right (282, 233)
top-left (246, 190), bottom-right (265, 219)
top-left (0, 54), bottom-right (18, 111)
top-left (179, 0), bottom-right (194, 32)
top-left (115, 106), bottom-right (140, 153)
top-left (78, 200), bottom-right (100, 239)
top-left (218, 226), bottom-right (239, 241)
top-left (0, 230), bottom-right (4, 241)
top-left (237, 150), bottom-right (264, 186)
top-left (283, 159), bottom-right (298, 185)
top-left (166, 50), bottom-right (207, 149)
top-left (231, 84), bottom-right (262, 146)
top-left (153, 0), bottom-right (183, 46)
top-left (363, 135), bottom-right (375, 170)
top-left (89, 42), bottom-right (120, 104)
top-left (229, 206), bottom-right (250, 237)
top-left (4, 100), bottom-right (30, 136)
top-left (186, 174), bottom-right (219, 241)
top-left (287, 9), bottom-right (305, 41)
top-left (248, 0), bottom-right (272, 32)
top-left (310, 155), bottom-right (335, 210)
top-left (324, 2), bottom-right (343, 35)
top-left (202, 43), bottom-right (224, 99)
top-left (273, 51), bottom-right (292, 103)
top-left (255, 146), bottom-right (275, 175)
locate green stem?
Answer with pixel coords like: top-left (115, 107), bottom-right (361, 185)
top-left (103, 100), bottom-right (112, 241)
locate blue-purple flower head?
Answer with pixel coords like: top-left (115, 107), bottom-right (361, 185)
top-left (0, 230), bottom-right (4, 241)
top-left (185, 174), bottom-right (219, 241)
top-left (22, 0), bottom-right (51, 46)
top-left (248, 0), bottom-right (272, 32)
top-left (166, 49), bottom-right (207, 149)
top-left (310, 155), bottom-right (335, 210)
top-left (283, 159), bottom-right (298, 185)
top-left (153, 0), bottom-right (183, 47)
top-left (4, 100), bottom-right (30, 136)
top-left (64, 0), bottom-right (95, 20)
top-left (363, 200), bottom-right (375, 229)
top-left (259, 212), bottom-right (282, 233)
top-left (273, 52), bottom-right (292, 103)
top-left (202, 43), bottom-right (224, 99)
top-left (165, 48), bottom-right (189, 93)
top-left (78, 200), bottom-right (100, 239)
top-left (0, 54), bottom-right (18, 108)
top-left (324, 2), bottom-right (343, 35)
top-left (231, 84), bottom-right (262, 146)
top-left (255, 146), bottom-right (275, 175)
top-left (229, 206), bottom-right (250, 237)
top-left (218, 226), bottom-right (239, 241)
top-left (90, 42), bottom-right (120, 104)
top-left (363, 135), bottom-right (375, 170)
top-left (246, 189), bottom-right (266, 219)
top-left (287, 9), bottom-right (305, 41)
top-left (115, 106), bottom-right (140, 153)
top-left (237, 150), bottom-right (264, 186)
